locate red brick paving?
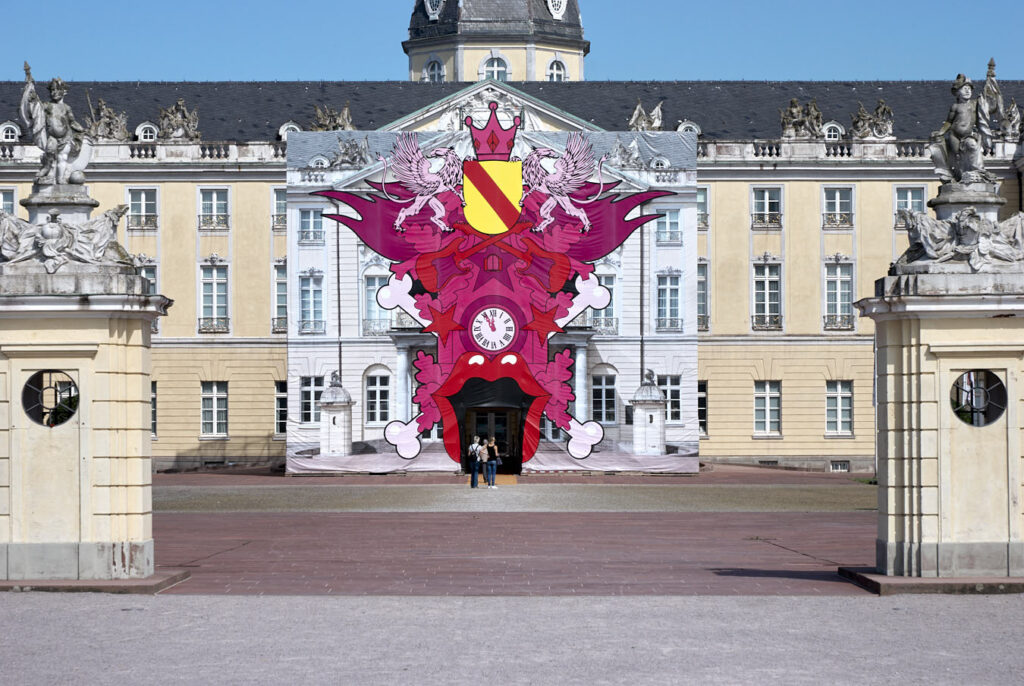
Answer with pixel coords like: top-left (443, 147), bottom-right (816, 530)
top-left (155, 511), bottom-right (875, 596)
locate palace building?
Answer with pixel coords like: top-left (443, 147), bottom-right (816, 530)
top-left (0, 0), bottom-right (1021, 472)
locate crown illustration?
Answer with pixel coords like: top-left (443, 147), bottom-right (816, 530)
top-left (466, 102), bottom-right (520, 161)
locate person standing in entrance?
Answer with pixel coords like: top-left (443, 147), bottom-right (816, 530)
top-left (468, 435), bottom-right (481, 489)
top-left (477, 436), bottom-right (489, 487)
top-left (485, 437), bottom-right (499, 489)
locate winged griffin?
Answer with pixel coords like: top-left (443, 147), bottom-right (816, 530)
top-left (379, 133), bottom-right (463, 232)
top-left (522, 132), bottom-right (606, 233)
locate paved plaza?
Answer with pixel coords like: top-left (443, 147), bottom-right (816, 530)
top-left (4, 465), bottom-right (1023, 684)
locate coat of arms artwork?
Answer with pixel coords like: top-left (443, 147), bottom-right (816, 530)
top-left (320, 104), bottom-right (671, 464)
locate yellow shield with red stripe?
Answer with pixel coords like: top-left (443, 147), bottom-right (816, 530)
top-left (462, 161), bottom-right (523, 235)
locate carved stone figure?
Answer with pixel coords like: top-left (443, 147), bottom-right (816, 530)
top-left (607, 137), bottom-right (643, 168)
top-left (780, 98), bottom-right (803, 138)
top-left (331, 135), bottom-right (372, 167)
top-left (849, 102), bottom-right (872, 138)
top-left (804, 99), bottom-right (823, 138)
top-left (628, 99), bottom-right (663, 132)
top-left (20, 62), bottom-right (91, 185)
top-left (158, 98), bottom-right (201, 141)
top-left (928, 73), bottom-right (997, 184)
top-left (0, 205), bottom-right (130, 274)
top-left (310, 103), bottom-right (355, 131)
top-left (1003, 98), bottom-right (1022, 141)
top-left (87, 98), bottom-right (129, 142)
top-left (896, 206), bottom-right (1024, 272)
top-left (871, 99), bottom-right (894, 138)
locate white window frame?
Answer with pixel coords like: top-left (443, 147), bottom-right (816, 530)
top-left (655, 208), bottom-right (681, 243)
top-left (592, 274), bottom-right (617, 333)
top-left (753, 380), bottom-right (781, 436)
top-left (826, 380), bottom-right (854, 435)
top-left (1, 187), bottom-right (16, 215)
top-left (696, 186), bottom-right (709, 230)
top-left (697, 380), bottom-right (708, 436)
top-left (275, 380), bottom-right (288, 436)
top-left (824, 262), bottom-right (854, 331)
top-left (273, 264), bottom-right (287, 333)
top-left (480, 55), bottom-right (509, 82)
top-left (656, 273), bottom-right (682, 331)
top-left (424, 59), bottom-right (445, 83)
top-left (894, 185), bottom-right (927, 228)
top-left (150, 381), bottom-right (158, 437)
top-left (823, 123), bottom-right (844, 141)
top-left (136, 123), bottom-right (158, 142)
top-left (697, 261), bottom-right (709, 332)
top-left (200, 381), bottom-right (229, 437)
top-left (126, 187), bottom-right (158, 231)
top-left (363, 274), bottom-right (390, 335)
top-left (657, 374), bottom-right (682, 423)
top-left (822, 186), bottom-right (854, 229)
top-left (199, 263), bottom-right (230, 333)
top-left (365, 374), bottom-right (391, 425)
top-left (298, 208), bottom-right (324, 244)
top-left (546, 59), bottom-right (567, 82)
top-left (0, 123), bottom-right (20, 142)
top-left (592, 374), bottom-right (617, 425)
top-left (272, 188), bottom-right (287, 230)
top-left (751, 186), bottom-right (782, 229)
top-left (198, 187), bottom-right (230, 230)
top-left (299, 273), bottom-right (324, 334)
top-left (752, 262), bottom-right (782, 330)
top-left (300, 376), bottom-right (324, 424)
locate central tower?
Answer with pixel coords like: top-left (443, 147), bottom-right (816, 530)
top-left (404, 0), bottom-right (589, 83)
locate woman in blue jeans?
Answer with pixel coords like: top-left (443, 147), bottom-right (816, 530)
top-left (485, 437), bottom-right (499, 488)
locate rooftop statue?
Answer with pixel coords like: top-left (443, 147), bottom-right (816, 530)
top-left (850, 99), bottom-right (895, 139)
top-left (780, 98), bottom-right (824, 139)
top-left (928, 73), bottom-right (998, 184)
top-left (628, 99), bottom-right (662, 132)
top-left (87, 97), bottom-right (129, 142)
top-left (19, 62), bottom-right (92, 186)
top-left (311, 103), bottom-right (355, 131)
top-left (158, 97), bottom-right (201, 141)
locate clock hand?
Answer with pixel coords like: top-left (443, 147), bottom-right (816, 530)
top-left (484, 313), bottom-right (496, 331)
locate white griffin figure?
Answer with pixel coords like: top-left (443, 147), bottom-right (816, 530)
top-left (522, 132), bottom-right (606, 233)
top-left (379, 133), bottom-right (463, 232)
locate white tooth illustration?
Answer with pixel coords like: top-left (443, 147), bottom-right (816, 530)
top-left (500, 354), bottom-right (517, 365)
top-left (469, 355), bottom-right (485, 365)
top-left (566, 418), bottom-right (604, 459)
top-left (384, 417), bottom-right (423, 459)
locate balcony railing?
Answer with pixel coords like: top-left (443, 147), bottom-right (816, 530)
top-left (271, 317), bottom-right (287, 333)
top-left (656, 230), bottom-right (681, 244)
top-left (298, 319), bottom-right (326, 334)
top-left (272, 214), bottom-right (287, 230)
top-left (198, 317), bottom-right (230, 333)
top-left (298, 230), bottom-right (325, 243)
top-left (697, 212), bottom-right (709, 229)
top-left (751, 314), bottom-right (783, 330)
top-left (198, 214), bottom-right (230, 230)
top-left (823, 314), bottom-right (856, 331)
top-left (697, 314), bottom-right (709, 331)
top-left (751, 212), bottom-right (782, 229)
top-left (392, 311), bottom-right (421, 330)
top-left (565, 313), bottom-right (592, 330)
top-left (656, 317), bottom-right (683, 331)
top-left (822, 212), bottom-right (854, 229)
top-left (591, 316), bottom-right (618, 335)
top-left (363, 318), bottom-right (391, 336)
top-left (127, 214), bottom-right (158, 230)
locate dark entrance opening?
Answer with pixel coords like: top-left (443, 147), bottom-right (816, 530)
top-left (450, 377), bottom-right (530, 474)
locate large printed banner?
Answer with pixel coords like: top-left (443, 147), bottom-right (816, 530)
top-left (320, 103), bottom-right (671, 465)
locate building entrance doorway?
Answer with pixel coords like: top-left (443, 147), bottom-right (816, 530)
top-left (466, 408), bottom-right (522, 474)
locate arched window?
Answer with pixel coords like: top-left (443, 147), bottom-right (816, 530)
top-left (0, 123), bottom-right (19, 142)
top-left (279, 122), bottom-right (301, 140)
top-left (138, 124), bottom-right (158, 142)
top-left (425, 60), bottom-right (444, 84)
top-left (484, 58), bottom-right (508, 82)
top-left (309, 156), bottom-right (329, 169)
top-left (824, 123), bottom-right (844, 141)
top-left (547, 61), bottom-right (566, 82)
top-left (363, 365), bottom-right (392, 426)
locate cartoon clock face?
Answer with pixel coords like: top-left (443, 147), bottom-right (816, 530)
top-left (470, 307), bottom-right (517, 352)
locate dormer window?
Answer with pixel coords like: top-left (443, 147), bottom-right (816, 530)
top-left (547, 60), bottom-right (566, 82)
top-left (425, 60), bottom-right (444, 84)
top-left (823, 122), bottom-right (845, 141)
top-left (547, 0), bottom-right (567, 20)
top-left (137, 123), bottom-right (158, 142)
top-left (279, 122), bottom-right (302, 141)
top-left (309, 156), bottom-right (329, 169)
top-left (677, 120), bottom-right (701, 136)
top-left (0, 122), bottom-right (19, 142)
top-left (425, 0), bottom-right (444, 20)
top-left (484, 58), bottom-right (508, 82)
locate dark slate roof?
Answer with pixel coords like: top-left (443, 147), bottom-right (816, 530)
top-left (1, 79), bottom-right (1022, 142)
top-left (407, 0), bottom-right (585, 43)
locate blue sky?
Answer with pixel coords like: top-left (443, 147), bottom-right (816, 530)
top-left (2, 0), bottom-right (1022, 82)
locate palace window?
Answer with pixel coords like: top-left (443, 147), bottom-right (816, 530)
top-left (754, 380), bottom-right (781, 435)
top-left (198, 189), bottom-right (229, 230)
top-left (656, 209), bottom-right (681, 243)
top-left (752, 263), bottom-right (782, 330)
top-left (823, 123), bottom-right (844, 141)
top-left (364, 275), bottom-right (389, 335)
top-left (895, 186), bottom-right (926, 227)
top-left (200, 381), bottom-right (228, 436)
top-left (697, 381), bottom-right (708, 436)
top-left (151, 381), bottom-right (158, 436)
top-left (199, 265), bottom-right (229, 333)
top-left (0, 189), bottom-right (13, 214)
top-left (657, 374), bottom-right (682, 422)
top-left (128, 188), bottom-right (158, 230)
top-left (365, 375), bottom-right (390, 424)
top-left (0, 124), bottom-right (18, 142)
top-left (275, 381), bottom-right (287, 436)
top-left (657, 274), bottom-right (682, 331)
top-left (592, 274), bottom-right (617, 333)
top-left (547, 60), bottom-right (567, 82)
top-left (824, 262), bottom-right (854, 330)
top-left (823, 187), bottom-right (853, 229)
top-left (697, 187), bottom-right (709, 229)
top-left (138, 124), bottom-right (157, 142)
top-left (697, 262), bottom-right (709, 331)
top-left (299, 274), bottom-right (324, 334)
top-left (299, 209), bottom-right (323, 243)
top-left (425, 60), bottom-right (444, 84)
top-left (273, 189), bottom-right (287, 229)
top-left (826, 380), bottom-right (854, 435)
top-left (592, 374), bottom-right (617, 424)
top-left (273, 265), bottom-right (287, 333)
top-left (484, 58), bottom-right (508, 82)
top-left (300, 376), bottom-right (324, 424)
top-left (751, 187), bottom-right (782, 229)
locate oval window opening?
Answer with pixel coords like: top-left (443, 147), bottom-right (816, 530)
top-left (950, 370), bottom-right (1006, 427)
top-left (22, 370), bottom-right (79, 427)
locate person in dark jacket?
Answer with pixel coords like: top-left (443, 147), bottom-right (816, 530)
top-left (485, 437), bottom-right (499, 488)
top-left (468, 434), bottom-right (480, 488)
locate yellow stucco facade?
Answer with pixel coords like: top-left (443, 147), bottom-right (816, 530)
top-left (407, 41), bottom-right (585, 82)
